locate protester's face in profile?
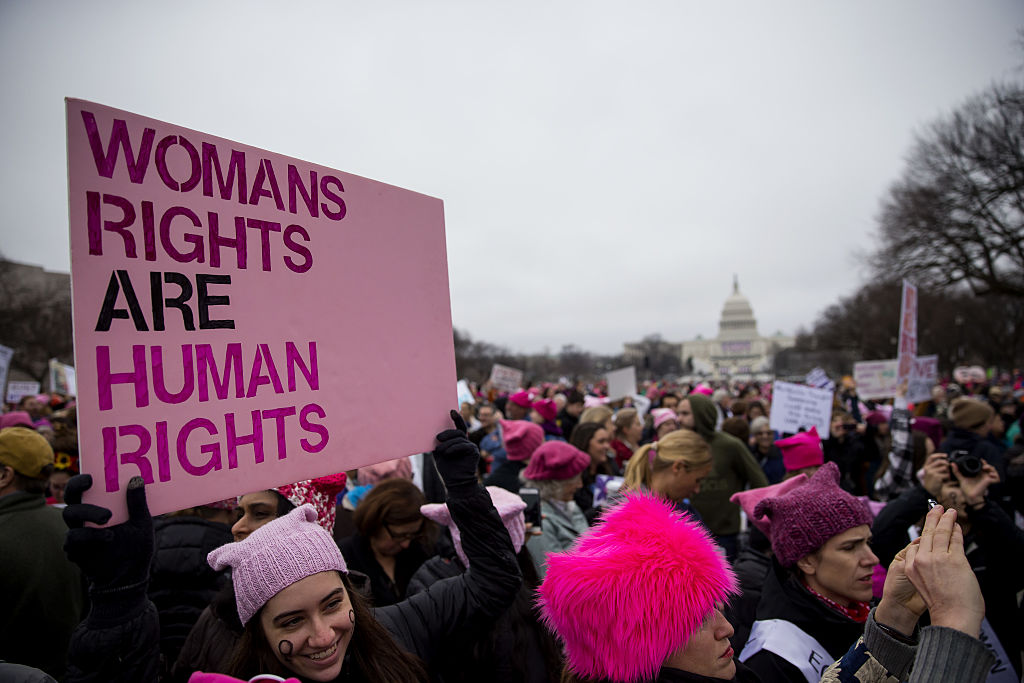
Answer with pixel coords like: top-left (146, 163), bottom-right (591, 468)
top-left (664, 605), bottom-right (735, 679)
top-left (798, 525), bottom-right (878, 605)
top-left (506, 401), bottom-right (528, 420)
top-left (625, 417), bottom-right (644, 444)
top-left (587, 428), bottom-right (611, 463)
top-left (233, 491), bottom-right (281, 541)
top-left (670, 462), bottom-right (712, 501)
top-left (557, 475), bottom-right (584, 501)
top-left (261, 571), bottom-right (354, 682)
top-left (676, 400), bottom-right (695, 430)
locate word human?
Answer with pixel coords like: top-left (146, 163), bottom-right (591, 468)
top-left (98, 340), bottom-right (328, 493)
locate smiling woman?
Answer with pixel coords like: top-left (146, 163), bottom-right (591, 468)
top-left (60, 411), bottom-right (523, 683)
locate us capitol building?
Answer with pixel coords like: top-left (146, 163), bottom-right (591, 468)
top-left (624, 277), bottom-right (795, 380)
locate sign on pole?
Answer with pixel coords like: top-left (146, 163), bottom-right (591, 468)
top-left (896, 280), bottom-right (918, 385)
top-left (907, 355), bottom-right (938, 403)
top-left (769, 381), bottom-right (834, 436)
top-left (853, 360), bottom-right (899, 400)
top-left (606, 366), bottom-right (638, 402)
top-left (67, 99), bottom-right (455, 522)
top-left (489, 364), bottom-right (524, 393)
top-left (456, 380), bottom-right (475, 406)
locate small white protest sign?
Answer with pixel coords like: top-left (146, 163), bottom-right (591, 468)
top-left (6, 381), bottom-right (41, 404)
top-left (606, 366), bottom-right (637, 402)
top-left (489, 364), bottom-right (524, 393)
top-left (769, 381), bottom-right (834, 436)
top-left (853, 360), bottom-right (899, 400)
top-left (907, 355), bottom-right (938, 403)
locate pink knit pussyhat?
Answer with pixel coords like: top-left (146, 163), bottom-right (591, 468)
top-left (753, 461), bottom-right (873, 568)
top-left (276, 472), bottom-right (348, 534)
top-left (208, 504), bottom-right (347, 625)
top-left (538, 492), bottom-right (737, 683)
top-left (420, 486), bottom-right (527, 567)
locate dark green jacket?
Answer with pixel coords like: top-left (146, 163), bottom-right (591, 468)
top-left (0, 492), bottom-right (84, 680)
top-left (686, 394), bottom-right (768, 536)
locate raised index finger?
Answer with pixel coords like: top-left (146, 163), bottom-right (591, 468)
top-left (918, 504), bottom-right (944, 553)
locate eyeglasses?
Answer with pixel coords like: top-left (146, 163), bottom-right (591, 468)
top-left (384, 522), bottom-right (423, 542)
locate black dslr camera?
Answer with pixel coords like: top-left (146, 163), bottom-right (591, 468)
top-left (948, 449), bottom-right (983, 478)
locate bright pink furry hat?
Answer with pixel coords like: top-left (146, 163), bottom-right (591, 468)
top-left (538, 492), bottom-right (737, 682)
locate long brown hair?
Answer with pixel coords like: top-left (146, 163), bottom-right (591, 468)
top-left (226, 572), bottom-right (428, 682)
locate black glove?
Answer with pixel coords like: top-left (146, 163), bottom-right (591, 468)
top-left (64, 474), bottom-right (154, 596)
top-left (433, 409), bottom-right (481, 492)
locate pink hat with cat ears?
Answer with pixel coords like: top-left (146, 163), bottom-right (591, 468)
top-left (538, 492), bottom-right (737, 683)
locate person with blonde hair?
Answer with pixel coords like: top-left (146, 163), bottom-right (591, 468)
top-left (622, 429), bottom-right (713, 518)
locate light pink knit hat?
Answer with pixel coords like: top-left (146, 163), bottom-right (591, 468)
top-left (420, 486), bottom-right (527, 567)
top-left (539, 492), bottom-right (738, 683)
top-left (207, 504), bottom-right (347, 625)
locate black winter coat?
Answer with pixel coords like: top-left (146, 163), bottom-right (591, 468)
top-left (741, 560), bottom-right (864, 683)
top-left (149, 516), bottom-right (232, 674)
top-left (338, 532), bottom-right (432, 607)
top-left (66, 482), bottom-right (521, 683)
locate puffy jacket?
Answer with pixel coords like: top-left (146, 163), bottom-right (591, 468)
top-left (149, 516), bottom-right (232, 674)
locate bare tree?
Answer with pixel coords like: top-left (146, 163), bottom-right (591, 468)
top-left (0, 258), bottom-right (74, 384)
top-left (872, 82), bottom-right (1024, 297)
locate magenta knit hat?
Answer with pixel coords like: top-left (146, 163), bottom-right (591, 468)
top-left (533, 398), bottom-right (557, 422)
top-left (753, 462), bottom-right (873, 567)
top-left (522, 441), bottom-right (590, 481)
top-left (539, 492), bottom-right (738, 683)
top-left (357, 457), bottom-right (412, 486)
top-left (420, 486), bottom-right (527, 567)
top-left (207, 504), bottom-right (347, 625)
top-left (775, 427), bottom-right (824, 472)
top-left (651, 408), bottom-right (678, 431)
top-left (509, 390), bottom-right (533, 408)
top-left (501, 419), bottom-right (545, 462)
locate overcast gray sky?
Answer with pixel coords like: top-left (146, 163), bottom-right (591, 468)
top-left (2, 1), bottom-right (1021, 355)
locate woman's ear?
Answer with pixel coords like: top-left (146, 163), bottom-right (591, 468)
top-left (795, 554), bottom-right (818, 576)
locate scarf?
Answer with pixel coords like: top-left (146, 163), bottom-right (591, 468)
top-left (802, 580), bottom-right (871, 623)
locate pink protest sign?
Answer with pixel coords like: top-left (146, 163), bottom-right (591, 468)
top-left (66, 99), bottom-right (456, 523)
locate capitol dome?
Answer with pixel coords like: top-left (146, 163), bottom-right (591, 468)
top-left (717, 276), bottom-right (759, 341)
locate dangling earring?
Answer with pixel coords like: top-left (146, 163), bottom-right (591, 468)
top-left (349, 608), bottom-right (355, 625)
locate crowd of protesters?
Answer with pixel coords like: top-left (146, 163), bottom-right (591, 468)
top-left (1, 369), bottom-right (1022, 682)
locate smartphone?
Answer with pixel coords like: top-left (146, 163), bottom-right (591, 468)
top-left (520, 487), bottom-right (541, 529)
